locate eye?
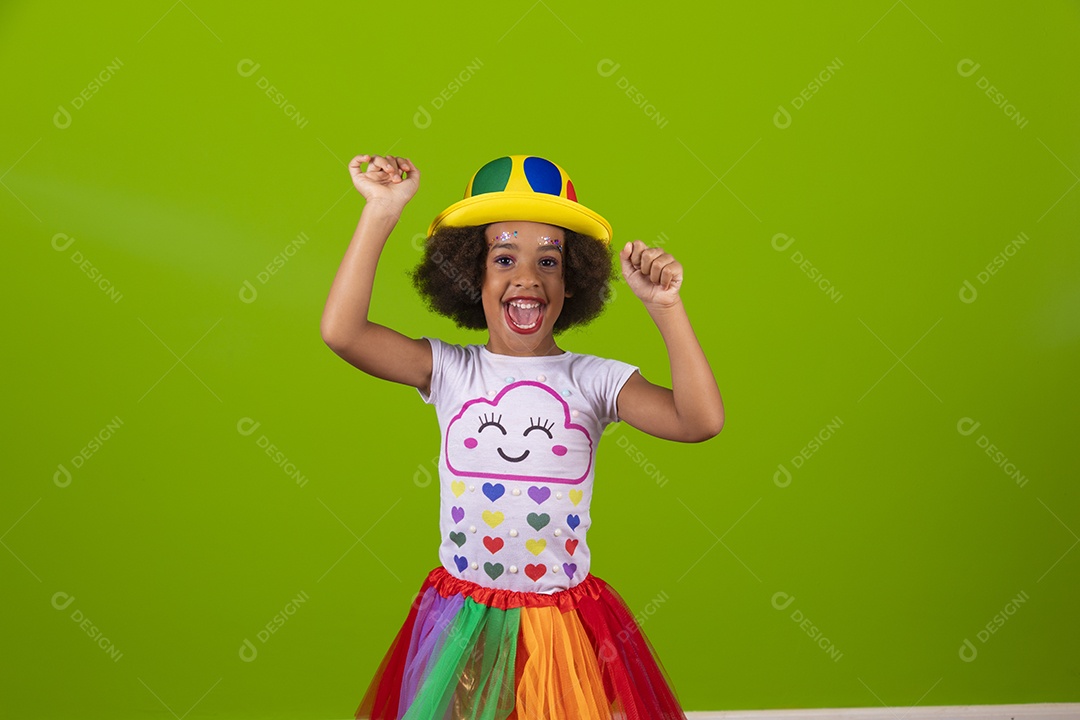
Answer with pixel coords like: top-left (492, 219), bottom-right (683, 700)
top-left (478, 413), bottom-right (507, 435)
top-left (523, 417), bottom-right (555, 439)
top-left (539, 257), bottom-right (559, 268)
top-left (493, 256), bottom-right (513, 266)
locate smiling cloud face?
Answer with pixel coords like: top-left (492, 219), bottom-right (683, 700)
top-left (445, 381), bottom-right (593, 484)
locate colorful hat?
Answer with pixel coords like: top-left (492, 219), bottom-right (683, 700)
top-left (427, 155), bottom-right (612, 244)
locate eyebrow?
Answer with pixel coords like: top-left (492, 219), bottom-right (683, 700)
top-left (488, 242), bottom-right (561, 252)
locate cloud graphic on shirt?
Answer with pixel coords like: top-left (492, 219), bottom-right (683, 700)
top-left (445, 381), bottom-right (593, 484)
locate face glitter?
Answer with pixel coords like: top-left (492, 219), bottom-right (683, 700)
top-left (537, 235), bottom-right (562, 252)
top-left (492, 230), bottom-right (518, 244)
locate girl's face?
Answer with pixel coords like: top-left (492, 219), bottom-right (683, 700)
top-left (481, 221), bottom-right (571, 356)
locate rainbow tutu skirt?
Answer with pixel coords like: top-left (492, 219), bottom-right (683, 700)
top-left (356, 566), bottom-right (687, 720)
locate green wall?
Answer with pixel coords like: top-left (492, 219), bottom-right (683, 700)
top-left (4, 2), bottom-right (1078, 717)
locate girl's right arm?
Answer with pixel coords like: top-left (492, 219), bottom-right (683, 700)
top-left (320, 154), bottom-right (433, 396)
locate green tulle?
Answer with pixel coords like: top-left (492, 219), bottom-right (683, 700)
top-left (403, 598), bottom-right (521, 720)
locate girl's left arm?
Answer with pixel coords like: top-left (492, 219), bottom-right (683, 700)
top-left (615, 240), bottom-right (725, 443)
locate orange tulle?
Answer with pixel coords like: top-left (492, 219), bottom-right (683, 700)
top-left (509, 604), bottom-right (612, 719)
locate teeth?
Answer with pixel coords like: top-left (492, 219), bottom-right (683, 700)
top-left (507, 300), bottom-right (541, 308)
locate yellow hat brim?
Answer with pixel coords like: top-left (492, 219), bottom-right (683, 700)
top-left (428, 192), bottom-right (612, 245)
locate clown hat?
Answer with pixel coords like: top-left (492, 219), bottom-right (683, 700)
top-left (427, 155), bottom-right (612, 244)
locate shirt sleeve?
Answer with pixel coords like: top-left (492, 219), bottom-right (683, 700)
top-left (418, 336), bottom-right (471, 407)
top-left (591, 355), bottom-right (639, 425)
top-left (417, 336), bottom-right (441, 405)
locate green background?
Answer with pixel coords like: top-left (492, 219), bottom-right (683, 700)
top-left (3, 1), bottom-right (1078, 717)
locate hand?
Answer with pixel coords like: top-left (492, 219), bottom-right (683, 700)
top-left (619, 240), bottom-right (683, 309)
top-left (349, 154), bottom-right (419, 214)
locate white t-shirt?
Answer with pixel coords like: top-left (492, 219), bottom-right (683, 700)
top-left (418, 336), bottom-right (639, 593)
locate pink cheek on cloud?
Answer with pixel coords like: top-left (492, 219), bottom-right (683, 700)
top-left (552, 445), bottom-right (567, 456)
top-left (464, 437), bottom-right (478, 449)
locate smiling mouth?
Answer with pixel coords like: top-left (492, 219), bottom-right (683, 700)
top-left (497, 448), bottom-right (530, 463)
top-left (504, 298), bottom-right (545, 334)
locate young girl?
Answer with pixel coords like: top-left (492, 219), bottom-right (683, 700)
top-left (322, 153), bottom-right (724, 720)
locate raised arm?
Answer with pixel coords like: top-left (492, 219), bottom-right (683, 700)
top-left (614, 240), bottom-right (724, 443)
top-left (320, 154), bottom-right (433, 395)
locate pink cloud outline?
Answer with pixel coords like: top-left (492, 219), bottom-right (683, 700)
top-left (444, 380), bottom-right (593, 484)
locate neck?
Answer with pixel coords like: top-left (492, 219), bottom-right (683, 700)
top-left (485, 332), bottom-right (564, 357)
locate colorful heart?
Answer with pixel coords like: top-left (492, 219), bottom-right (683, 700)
top-left (454, 555), bottom-right (468, 573)
top-left (482, 482), bottom-right (505, 502)
top-left (566, 514), bottom-right (580, 531)
top-left (565, 539), bottom-right (579, 556)
top-left (482, 510), bottom-right (505, 528)
top-left (569, 489), bottom-right (583, 506)
top-left (563, 563), bottom-right (577, 581)
top-left (451, 506), bottom-right (465, 524)
top-left (483, 536), bottom-right (504, 554)
top-left (451, 481), bottom-right (466, 497)
top-left (525, 538), bottom-right (546, 556)
top-left (484, 562), bottom-right (504, 580)
top-left (528, 486), bottom-right (551, 504)
top-left (449, 531), bottom-right (466, 547)
top-left (527, 513), bottom-right (550, 531)
top-left (525, 563), bottom-right (547, 581)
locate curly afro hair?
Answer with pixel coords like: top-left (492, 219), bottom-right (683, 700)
top-left (410, 223), bottom-right (617, 334)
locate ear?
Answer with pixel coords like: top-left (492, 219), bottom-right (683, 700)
top-left (564, 289), bottom-right (573, 298)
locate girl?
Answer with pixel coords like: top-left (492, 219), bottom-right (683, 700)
top-left (322, 153), bottom-right (724, 720)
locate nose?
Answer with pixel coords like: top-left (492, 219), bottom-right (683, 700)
top-left (511, 265), bottom-right (540, 288)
